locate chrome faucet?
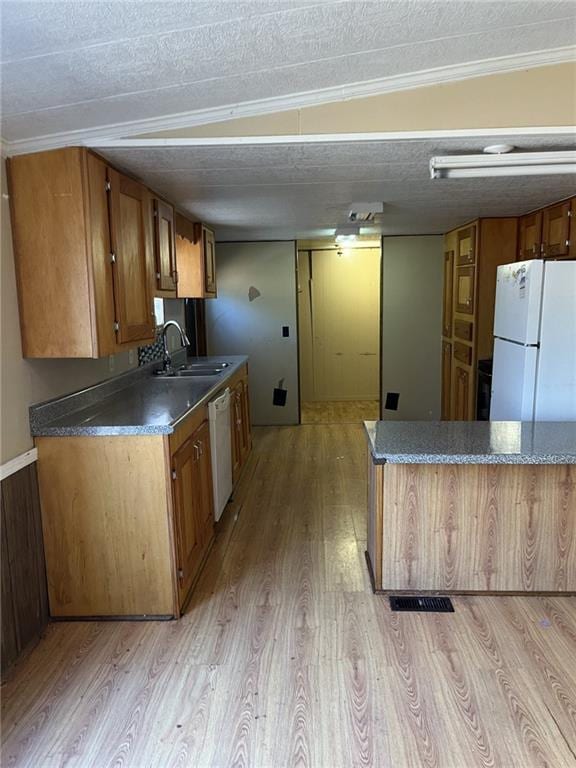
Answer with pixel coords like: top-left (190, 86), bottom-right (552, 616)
top-left (160, 320), bottom-right (190, 374)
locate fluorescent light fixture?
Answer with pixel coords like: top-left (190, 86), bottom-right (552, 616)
top-left (430, 151), bottom-right (576, 179)
top-left (335, 233), bottom-right (357, 243)
top-left (335, 227), bottom-right (358, 243)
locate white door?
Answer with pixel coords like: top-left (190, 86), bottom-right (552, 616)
top-left (490, 338), bottom-right (538, 421)
top-left (308, 248), bottom-right (380, 401)
top-left (534, 261), bottom-right (576, 420)
top-left (493, 260), bottom-right (544, 344)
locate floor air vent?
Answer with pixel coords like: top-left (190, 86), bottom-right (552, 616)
top-left (389, 596), bottom-right (454, 613)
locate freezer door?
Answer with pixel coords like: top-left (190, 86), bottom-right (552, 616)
top-left (493, 260), bottom-right (544, 345)
top-left (490, 338), bottom-right (538, 421)
top-left (534, 261), bottom-right (576, 420)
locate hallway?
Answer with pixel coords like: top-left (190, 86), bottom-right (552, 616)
top-left (2, 425), bottom-right (576, 767)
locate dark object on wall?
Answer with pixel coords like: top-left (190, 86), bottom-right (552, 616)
top-left (1, 462), bottom-right (49, 678)
top-left (384, 392), bottom-right (400, 411)
top-left (282, 326), bottom-right (290, 338)
top-left (477, 359), bottom-right (493, 420)
top-left (273, 378), bottom-right (287, 407)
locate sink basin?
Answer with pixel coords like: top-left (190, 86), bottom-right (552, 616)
top-left (174, 368), bottom-right (225, 377)
top-left (179, 362), bottom-right (230, 372)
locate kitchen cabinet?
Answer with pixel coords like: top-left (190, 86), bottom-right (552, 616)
top-left (171, 418), bottom-right (214, 607)
top-left (441, 340), bottom-right (452, 420)
top-left (153, 197), bottom-right (177, 296)
top-left (441, 218), bottom-right (517, 420)
top-left (228, 366), bottom-right (252, 486)
top-left (174, 215), bottom-right (217, 299)
top-left (452, 362), bottom-right (472, 421)
top-left (518, 210), bottom-right (542, 260)
top-left (8, 147), bottom-right (155, 357)
top-left (454, 265), bottom-right (475, 315)
top-left (35, 402), bottom-right (216, 618)
top-left (442, 248), bottom-right (454, 337)
top-left (541, 200), bottom-right (571, 258)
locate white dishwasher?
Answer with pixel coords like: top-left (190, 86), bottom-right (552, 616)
top-left (208, 388), bottom-right (233, 521)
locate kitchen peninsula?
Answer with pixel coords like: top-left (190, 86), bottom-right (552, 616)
top-left (366, 420), bottom-right (576, 594)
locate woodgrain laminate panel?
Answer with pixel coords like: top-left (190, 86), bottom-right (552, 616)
top-left (35, 436), bottom-right (176, 617)
top-left (380, 463), bottom-right (576, 592)
top-left (2, 426), bottom-right (575, 768)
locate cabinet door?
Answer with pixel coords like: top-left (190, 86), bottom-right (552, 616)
top-left (172, 436), bottom-right (204, 600)
top-left (203, 227), bottom-right (216, 295)
top-left (194, 421), bottom-right (215, 546)
top-left (456, 226), bottom-right (476, 265)
top-left (237, 380), bottom-right (251, 462)
top-left (108, 170), bottom-right (155, 344)
top-left (154, 198), bottom-right (176, 294)
top-left (570, 198), bottom-right (576, 260)
top-left (542, 201), bottom-right (571, 258)
top-left (441, 341), bottom-right (452, 420)
top-left (518, 211), bottom-right (542, 260)
top-left (455, 266), bottom-right (475, 315)
top-left (442, 249), bottom-right (454, 337)
top-left (453, 363), bottom-right (472, 421)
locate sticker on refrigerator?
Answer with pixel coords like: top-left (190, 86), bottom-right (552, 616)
top-left (512, 266), bottom-right (527, 299)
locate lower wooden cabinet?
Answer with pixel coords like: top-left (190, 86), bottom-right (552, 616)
top-left (229, 367), bottom-right (252, 486)
top-left (441, 340), bottom-right (452, 420)
top-left (452, 363), bottom-right (472, 421)
top-left (170, 418), bottom-right (214, 607)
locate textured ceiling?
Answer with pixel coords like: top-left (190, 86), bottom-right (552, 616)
top-left (2, 0), bottom-right (576, 142)
top-left (99, 133), bottom-right (576, 239)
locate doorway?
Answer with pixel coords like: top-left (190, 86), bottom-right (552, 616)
top-left (297, 241), bottom-right (381, 424)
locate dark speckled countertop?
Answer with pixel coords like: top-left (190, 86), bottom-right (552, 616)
top-left (365, 420), bottom-right (576, 464)
top-left (30, 355), bottom-right (248, 436)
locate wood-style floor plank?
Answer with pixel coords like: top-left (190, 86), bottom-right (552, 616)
top-left (2, 424), bottom-right (576, 767)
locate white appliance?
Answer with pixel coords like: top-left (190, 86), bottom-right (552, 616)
top-left (490, 259), bottom-right (576, 421)
top-left (208, 388), bottom-right (233, 521)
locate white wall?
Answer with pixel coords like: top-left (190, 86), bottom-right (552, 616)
top-left (381, 236), bottom-right (443, 421)
top-left (206, 242), bottom-right (299, 425)
top-left (0, 158), bottom-right (184, 463)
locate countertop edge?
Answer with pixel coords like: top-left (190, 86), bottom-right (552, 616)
top-left (369, 453), bottom-right (576, 465)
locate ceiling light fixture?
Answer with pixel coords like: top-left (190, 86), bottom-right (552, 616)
top-left (430, 151), bottom-right (576, 179)
top-left (348, 202), bottom-right (384, 222)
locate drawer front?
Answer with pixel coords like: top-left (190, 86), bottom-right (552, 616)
top-left (454, 319), bottom-right (473, 342)
top-left (454, 341), bottom-right (473, 366)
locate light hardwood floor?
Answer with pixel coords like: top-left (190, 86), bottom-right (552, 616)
top-left (301, 400), bottom-right (379, 424)
top-left (2, 425), bottom-right (576, 767)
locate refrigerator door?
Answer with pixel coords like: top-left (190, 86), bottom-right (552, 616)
top-left (490, 338), bottom-right (538, 421)
top-left (493, 260), bottom-right (544, 345)
top-left (534, 261), bottom-right (576, 420)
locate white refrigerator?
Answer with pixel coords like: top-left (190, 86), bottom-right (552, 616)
top-left (490, 259), bottom-right (576, 421)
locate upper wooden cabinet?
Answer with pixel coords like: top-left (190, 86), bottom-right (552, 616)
top-left (456, 226), bottom-right (476, 265)
top-left (541, 200), bottom-right (571, 259)
top-left (518, 210), bottom-right (542, 260)
top-left (152, 198), bottom-right (177, 296)
top-left (174, 215), bottom-right (217, 299)
top-left (8, 148), bottom-right (155, 357)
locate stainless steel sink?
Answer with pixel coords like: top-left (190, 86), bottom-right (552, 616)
top-left (174, 368), bottom-right (225, 377)
top-left (180, 362), bottom-right (230, 372)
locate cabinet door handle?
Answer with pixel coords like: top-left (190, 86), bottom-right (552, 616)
top-left (193, 442), bottom-right (200, 460)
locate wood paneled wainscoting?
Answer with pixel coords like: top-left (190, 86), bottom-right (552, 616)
top-left (368, 462), bottom-right (576, 593)
top-left (1, 456), bottom-right (49, 679)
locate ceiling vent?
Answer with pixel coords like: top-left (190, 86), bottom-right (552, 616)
top-left (348, 202), bottom-right (384, 222)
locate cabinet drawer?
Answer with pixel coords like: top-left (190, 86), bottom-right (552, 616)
top-left (454, 341), bottom-right (473, 366)
top-left (454, 319), bottom-right (473, 342)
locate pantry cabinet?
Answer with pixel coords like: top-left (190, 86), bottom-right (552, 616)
top-left (8, 147), bottom-right (155, 357)
top-left (174, 215), bottom-right (217, 299)
top-left (153, 197), bottom-right (177, 296)
top-left (442, 248), bottom-right (454, 338)
top-left (441, 218), bottom-right (517, 420)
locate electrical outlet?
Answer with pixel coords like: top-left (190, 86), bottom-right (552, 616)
top-left (128, 349), bottom-right (135, 366)
top-left (108, 355), bottom-right (115, 373)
